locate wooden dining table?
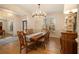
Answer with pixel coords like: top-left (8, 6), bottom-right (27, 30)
top-left (26, 32), bottom-right (46, 42)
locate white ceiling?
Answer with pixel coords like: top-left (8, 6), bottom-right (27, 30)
top-left (18, 4), bottom-right (64, 13)
top-left (0, 4), bottom-right (64, 16)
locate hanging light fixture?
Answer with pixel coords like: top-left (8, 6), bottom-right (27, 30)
top-left (32, 4), bottom-right (47, 17)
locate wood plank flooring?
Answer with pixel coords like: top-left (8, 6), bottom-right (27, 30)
top-left (0, 37), bottom-right (61, 54)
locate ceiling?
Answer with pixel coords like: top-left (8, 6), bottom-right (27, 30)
top-left (0, 4), bottom-right (64, 16)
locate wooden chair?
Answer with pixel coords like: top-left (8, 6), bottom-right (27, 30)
top-left (38, 31), bottom-right (50, 49)
top-left (17, 31), bottom-right (27, 53)
top-left (17, 31), bottom-right (34, 53)
top-left (41, 28), bottom-right (49, 32)
top-left (45, 31), bottom-right (50, 44)
top-left (25, 29), bottom-right (33, 35)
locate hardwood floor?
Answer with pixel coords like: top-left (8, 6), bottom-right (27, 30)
top-left (0, 37), bottom-right (61, 54)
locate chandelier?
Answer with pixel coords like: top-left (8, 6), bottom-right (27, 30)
top-left (32, 4), bottom-right (47, 17)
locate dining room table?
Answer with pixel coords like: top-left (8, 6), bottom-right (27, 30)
top-left (26, 32), bottom-right (46, 42)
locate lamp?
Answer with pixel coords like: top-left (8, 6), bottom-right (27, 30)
top-left (32, 4), bottom-right (47, 17)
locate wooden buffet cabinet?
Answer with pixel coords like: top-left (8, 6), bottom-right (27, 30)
top-left (0, 22), bottom-right (5, 36)
top-left (60, 32), bottom-right (77, 54)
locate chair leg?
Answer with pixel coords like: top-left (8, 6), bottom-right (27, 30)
top-left (41, 42), bottom-right (46, 49)
top-left (26, 48), bottom-right (28, 54)
top-left (20, 48), bottom-right (28, 54)
top-left (20, 49), bottom-right (22, 54)
top-left (25, 46), bottom-right (31, 54)
top-left (44, 42), bottom-right (49, 49)
top-left (44, 44), bottom-right (46, 49)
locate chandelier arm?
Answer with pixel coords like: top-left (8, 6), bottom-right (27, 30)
top-left (32, 4), bottom-right (47, 17)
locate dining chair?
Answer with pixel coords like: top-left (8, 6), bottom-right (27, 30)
top-left (25, 29), bottom-right (33, 35)
top-left (17, 31), bottom-right (34, 54)
top-left (45, 31), bottom-right (50, 44)
top-left (17, 31), bottom-right (27, 53)
top-left (38, 31), bottom-right (50, 49)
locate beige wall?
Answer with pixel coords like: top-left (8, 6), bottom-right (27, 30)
top-left (0, 5), bottom-right (78, 38)
top-left (76, 6), bottom-right (79, 50)
top-left (10, 13), bottom-right (31, 36)
top-left (0, 12), bottom-right (65, 38)
top-left (0, 15), bottom-right (22, 35)
top-left (25, 12), bottom-right (65, 38)
top-left (25, 16), bottom-right (45, 33)
top-left (77, 10), bottom-right (79, 35)
top-left (64, 4), bottom-right (77, 12)
top-left (0, 19), bottom-right (7, 31)
top-left (26, 12), bottom-right (65, 38)
top-left (32, 16), bottom-right (45, 32)
top-left (48, 12), bottom-right (65, 38)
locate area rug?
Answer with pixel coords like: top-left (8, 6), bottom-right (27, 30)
top-left (0, 36), bottom-right (18, 45)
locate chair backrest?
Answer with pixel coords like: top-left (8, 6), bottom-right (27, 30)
top-left (41, 28), bottom-right (49, 32)
top-left (44, 31), bottom-right (50, 43)
top-left (17, 31), bottom-right (26, 48)
top-left (25, 29), bottom-right (33, 35)
top-left (28, 29), bottom-right (33, 34)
